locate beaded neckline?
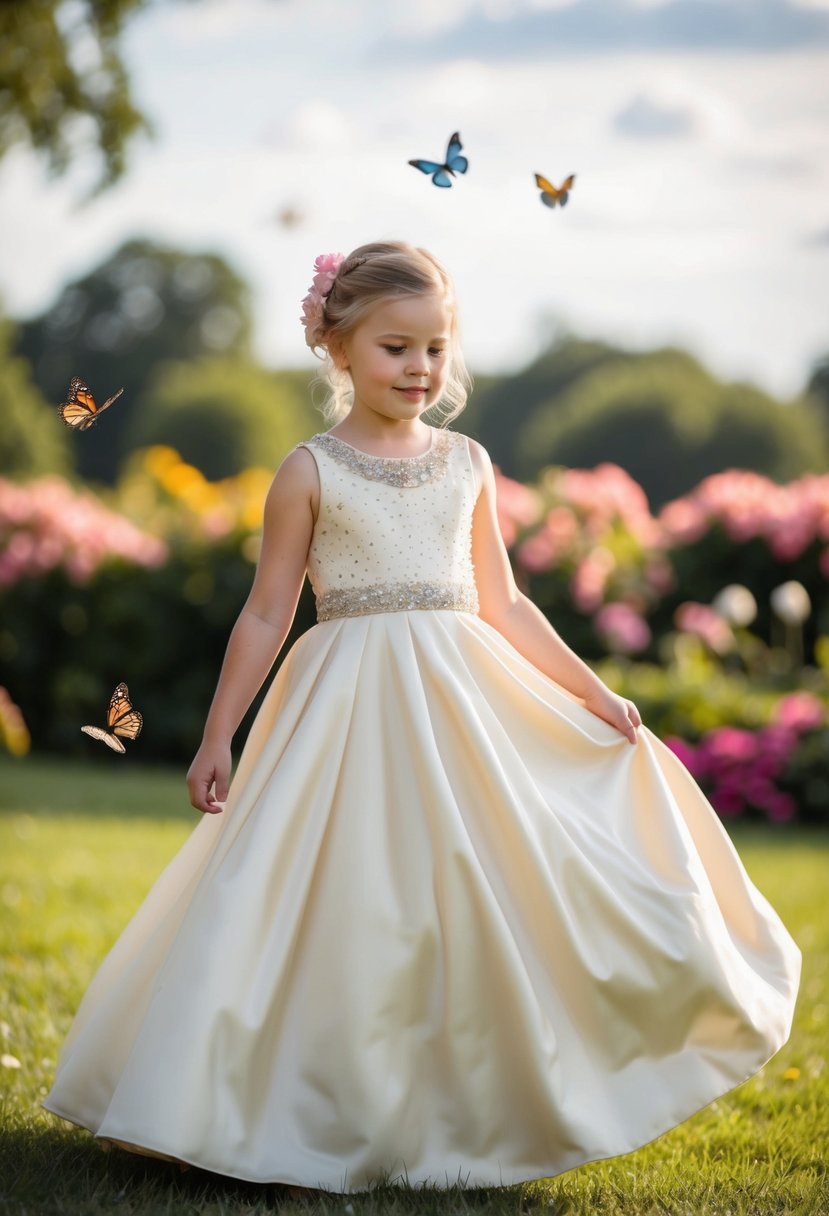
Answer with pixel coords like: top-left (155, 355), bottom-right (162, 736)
top-left (322, 428), bottom-right (435, 462)
top-left (305, 427), bottom-right (453, 488)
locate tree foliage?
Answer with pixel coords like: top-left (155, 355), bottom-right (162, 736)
top-left (470, 334), bottom-right (829, 508)
top-left (0, 0), bottom-right (150, 195)
top-left (17, 238), bottom-right (255, 483)
top-left (0, 314), bottom-right (71, 480)
top-left (126, 356), bottom-right (315, 480)
top-left (807, 351), bottom-right (829, 419)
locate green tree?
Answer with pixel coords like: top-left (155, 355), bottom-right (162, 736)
top-left (0, 0), bottom-right (150, 196)
top-left (468, 333), bottom-right (629, 474)
top-left (126, 356), bottom-right (315, 479)
top-left (17, 238), bottom-right (255, 484)
top-left (517, 349), bottom-right (829, 510)
top-left (806, 351), bottom-right (829, 422)
top-left (0, 315), bottom-right (71, 480)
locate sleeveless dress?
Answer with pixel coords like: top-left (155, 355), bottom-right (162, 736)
top-left (42, 425), bottom-right (801, 1193)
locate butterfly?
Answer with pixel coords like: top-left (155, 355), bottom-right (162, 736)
top-left (81, 683), bottom-right (143, 753)
top-left (408, 131), bottom-right (469, 188)
top-left (58, 377), bottom-right (124, 431)
top-left (534, 172), bottom-right (576, 208)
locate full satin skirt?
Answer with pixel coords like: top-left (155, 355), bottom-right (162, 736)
top-left (42, 610), bottom-right (801, 1192)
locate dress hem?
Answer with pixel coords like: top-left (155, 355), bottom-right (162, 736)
top-left (39, 1046), bottom-right (785, 1194)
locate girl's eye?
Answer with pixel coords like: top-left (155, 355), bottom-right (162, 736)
top-left (382, 346), bottom-right (445, 356)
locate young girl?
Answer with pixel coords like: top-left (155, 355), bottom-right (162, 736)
top-left (43, 240), bottom-right (801, 1196)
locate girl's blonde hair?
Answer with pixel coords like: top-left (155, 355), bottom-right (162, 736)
top-left (306, 240), bottom-right (473, 426)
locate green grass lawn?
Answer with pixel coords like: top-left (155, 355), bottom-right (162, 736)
top-left (0, 754), bottom-right (826, 1215)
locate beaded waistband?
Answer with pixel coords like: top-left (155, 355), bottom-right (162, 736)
top-left (316, 579), bottom-right (479, 622)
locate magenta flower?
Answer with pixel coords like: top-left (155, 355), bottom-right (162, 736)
top-left (701, 726), bottom-right (758, 764)
top-left (664, 736), bottom-right (699, 774)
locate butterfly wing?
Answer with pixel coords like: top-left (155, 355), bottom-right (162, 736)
top-left (58, 377), bottom-right (98, 431)
top-left (535, 172), bottom-right (575, 208)
top-left (557, 173), bottom-right (575, 205)
top-left (408, 158), bottom-right (454, 187)
top-left (98, 387), bottom-right (125, 412)
top-left (107, 682), bottom-right (143, 742)
top-left (409, 159), bottom-right (445, 176)
top-left (445, 132), bottom-right (468, 175)
top-left (81, 725), bottom-right (127, 753)
top-left (58, 379), bottom-right (124, 430)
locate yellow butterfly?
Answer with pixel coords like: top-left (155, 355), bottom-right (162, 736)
top-left (81, 683), bottom-right (143, 753)
top-left (534, 172), bottom-right (576, 209)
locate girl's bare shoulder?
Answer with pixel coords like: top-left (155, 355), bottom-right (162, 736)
top-left (264, 442), bottom-right (321, 520)
top-left (272, 441), bottom-right (320, 484)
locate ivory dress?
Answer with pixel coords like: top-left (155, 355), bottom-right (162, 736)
top-left (42, 425), bottom-right (801, 1193)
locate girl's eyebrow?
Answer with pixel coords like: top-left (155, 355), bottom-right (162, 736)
top-left (376, 332), bottom-right (449, 342)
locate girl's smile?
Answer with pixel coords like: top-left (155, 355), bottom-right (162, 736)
top-left (331, 292), bottom-right (453, 430)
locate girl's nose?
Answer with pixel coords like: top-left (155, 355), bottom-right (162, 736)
top-left (406, 351), bottom-right (429, 376)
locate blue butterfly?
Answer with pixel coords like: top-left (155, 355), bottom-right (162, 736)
top-left (408, 132), bottom-right (469, 188)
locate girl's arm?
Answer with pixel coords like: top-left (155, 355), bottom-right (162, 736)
top-left (467, 438), bottom-right (641, 744)
top-left (186, 448), bottom-right (318, 813)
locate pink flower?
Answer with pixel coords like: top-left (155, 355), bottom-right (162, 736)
top-left (571, 547), bottom-right (616, 613)
top-left (494, 468), bottom-right (540, 548)
top-left (773, 691), bottom-right (825, 733)
top-left (664, 736), bottom-right (699, 774)
top-left (593, 601), bottom-right (651, 654)
top-left (300, 251), bottom-right (344, 348)
top-left (710, 786), bottom-right (745, 817)
top-left (674, 601), bottom-right (735, 654)
top-left (757, 722), bottom-right (799, 762)
top-left (701, 726), bottom-right (758, 764)
top-left (765, 791), bottom-right (797, 822)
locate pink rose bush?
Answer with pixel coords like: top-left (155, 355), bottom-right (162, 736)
top-left (492, 467), bottom-right (542, 548)
top-left (510, 462), bottom-right (670, 652)
top-left (0, 476), bottom-right (168, 588)
top-left (659, 468), bottom-right (829, 566)
top-left (664, 691), bottom-right (826, 824)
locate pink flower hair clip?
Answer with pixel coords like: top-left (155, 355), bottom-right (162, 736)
top-left (300, 251), bottom-right (345, 348)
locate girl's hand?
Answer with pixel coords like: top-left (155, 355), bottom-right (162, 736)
top-left (186, 740), bottom-right (232, 814)
top-left (582, 684), bottom-right (642, 744)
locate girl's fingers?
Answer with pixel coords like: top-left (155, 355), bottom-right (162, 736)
top-left (188, 769), bottom-right (222, 814)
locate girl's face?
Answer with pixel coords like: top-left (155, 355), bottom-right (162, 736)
top-left (332, 292), bottom-right (453, 424)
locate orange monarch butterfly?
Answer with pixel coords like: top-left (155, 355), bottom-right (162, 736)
top-left (58, 377), bottom-right (124, 431)
top-left (535, 172), bottom-right (576, 208)
top-left (81, 683), bottom-right (143, 753)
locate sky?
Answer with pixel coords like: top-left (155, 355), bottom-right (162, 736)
top-left (0, 0), bottom-right (828, 398)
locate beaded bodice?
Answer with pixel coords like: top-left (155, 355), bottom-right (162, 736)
top-left (296, 427), bottom-right (480, 622)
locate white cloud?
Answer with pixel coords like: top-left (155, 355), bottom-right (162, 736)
top-left (0, 3), bottom-right (827, 401)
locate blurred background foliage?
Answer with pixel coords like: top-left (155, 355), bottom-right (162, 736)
top-left (2, 0), bottom-right (828, 825)
top-left (0, 0), bottom-right (160, 196)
